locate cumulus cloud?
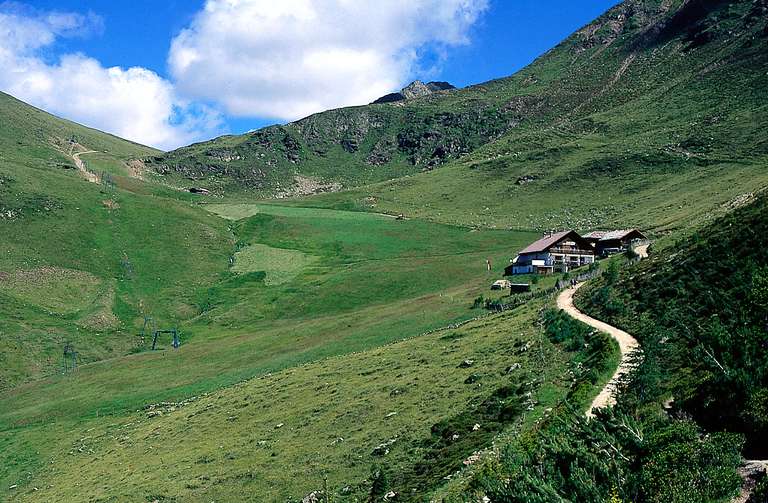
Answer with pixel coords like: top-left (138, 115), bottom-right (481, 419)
top-left (169, 0), bottom-right (489, 121)
top-left (0, 4), bottom-right (222, 150)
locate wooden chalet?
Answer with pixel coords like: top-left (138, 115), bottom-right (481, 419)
top-left (505, 230), bottom-right (595, 275)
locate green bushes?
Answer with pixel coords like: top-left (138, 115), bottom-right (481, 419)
top-left (543, 308), bottom-right (591, 351)
top-left (639, 422), bottom-right (743, 503)
top-left (470, 409), bottom-right (743, 503)
top-left (457, 194), bottom-right (768, 502)
top-left (393, 379), bottom-right (532, 500)
top-left (580, 193), bottom-right (768, 455)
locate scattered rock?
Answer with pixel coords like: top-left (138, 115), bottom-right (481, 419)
top-left (372, 438), bottom-right (397, 456)
top-left (463, 453), bottom-right (481, 466)
top-left (464, 373), bottom-right (481, 384)
top-left (515, 175), bottom-right (537, 185)
top-left (505, 363), bottom-right (521, 373)
top-left (302, 491), bottom-right (323, 503)
top-left (372, 80), bottom-right (456, 104)
top-left (458, 359), bottom-right (474, 368)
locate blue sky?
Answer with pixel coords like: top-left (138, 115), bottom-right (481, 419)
top-left (0, 1), bottom-right (621, 149)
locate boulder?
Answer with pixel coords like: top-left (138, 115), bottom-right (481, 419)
top-left (458, 359), bottom-right (474, 368)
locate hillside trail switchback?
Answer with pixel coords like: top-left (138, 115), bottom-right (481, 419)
top-left (557, 244), bottom-right (647, 417)
top-left (71, 149), bottom-right (99, 183)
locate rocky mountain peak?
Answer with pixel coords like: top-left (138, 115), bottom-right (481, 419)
top-left (372, 80), bottom-right (456, 104)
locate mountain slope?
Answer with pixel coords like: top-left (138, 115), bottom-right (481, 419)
top-left (154, 0), bottom-right (768, 212)
top-left (154, 0), bottom-right (768, 234)
top-left (0, 91), bottom-right (233, 389)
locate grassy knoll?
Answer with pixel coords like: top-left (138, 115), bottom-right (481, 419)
top-left (231, 243), bottom-right (318, 285)
top-left (3, 296), bottom-right (617, 503)
top-left (0, 162), bottom-right (233, 388)
top-left (0, 202), bottom-right (533, 426)
top-left (0, 91), bottom-right (237, 389)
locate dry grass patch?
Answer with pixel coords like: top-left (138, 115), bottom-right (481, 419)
top-left (0, 267), bottom-right (103, 314)
top-left (232, 243), bottom-right (319, 286)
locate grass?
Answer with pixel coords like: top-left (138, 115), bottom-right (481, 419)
top-left (232, 243), bottom-right (319, 285)
top-left (2, 1), bottom-right (767, 501)
top-left (204, 203), bottom-right (263, 220)
top-left (0, 267), bottom-right (103, 314)
top-left (3, 298), bottom-right (596, 503)
top-left (0, 94), bottom-right (546, 500)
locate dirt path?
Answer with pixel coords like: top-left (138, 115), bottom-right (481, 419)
top-left (558, 243), bottom-right (765, 500)
top-left (557, 283), bottom-right (640, 417)
top-left (733, 460), bottom-right (768, 503)
top-left (556, 244), bottom-right (648, 417)
top-left (72, 150), bottom-right (99, 183)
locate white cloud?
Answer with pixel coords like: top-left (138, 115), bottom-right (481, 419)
top-left (169, 0), bottom-right (489, 121)
top-left (0, 5), bottom-right (222, 150)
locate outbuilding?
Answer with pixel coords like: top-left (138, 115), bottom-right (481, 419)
top-left (582, 229), bottom-right (648, 256)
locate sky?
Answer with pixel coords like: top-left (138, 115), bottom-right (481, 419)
top-left (0, 0), bottom-right (621, 150)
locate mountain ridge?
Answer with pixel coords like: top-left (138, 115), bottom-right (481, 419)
top-left (146, 0), bottom-right (768, 216)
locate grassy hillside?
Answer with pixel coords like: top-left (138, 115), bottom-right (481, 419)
top-left (441, 192), bottom-right (768, 503)
top-left (0, 91), bottom-right (236, 389)
top-left (303, 0), bottom-right (768, 233)
top-left (2, 0), bottom-right (768, 501)
top-left (578, 190), bottom-right (768, 455)
top-left (3, 296), bottom-right (620, 503)
top-left (1, 94), bottom-right (558, 501)
top-left (154, 0), bottom-right (768, 235)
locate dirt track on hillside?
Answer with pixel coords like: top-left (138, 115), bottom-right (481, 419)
top-left (72, 150), bottom-right (99, 183)
top-left (557, 283), bottom-right (640, 417)
top-left (556, 241), bottom-right (648, 417)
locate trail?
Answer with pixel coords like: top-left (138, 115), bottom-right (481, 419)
top-left (557, 244), bottom-right (648, 417)
top-left (557, 245), bottom-right (766, 500)
top-left (557, 283), bottom-right (640, 417)
top-left (71, 150), bottom-right (99, 183)
top-left (733, 460), bottom-right (768, 503)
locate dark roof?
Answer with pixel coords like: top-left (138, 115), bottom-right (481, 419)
top-left (519, 230), bottom-right (576, 254)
